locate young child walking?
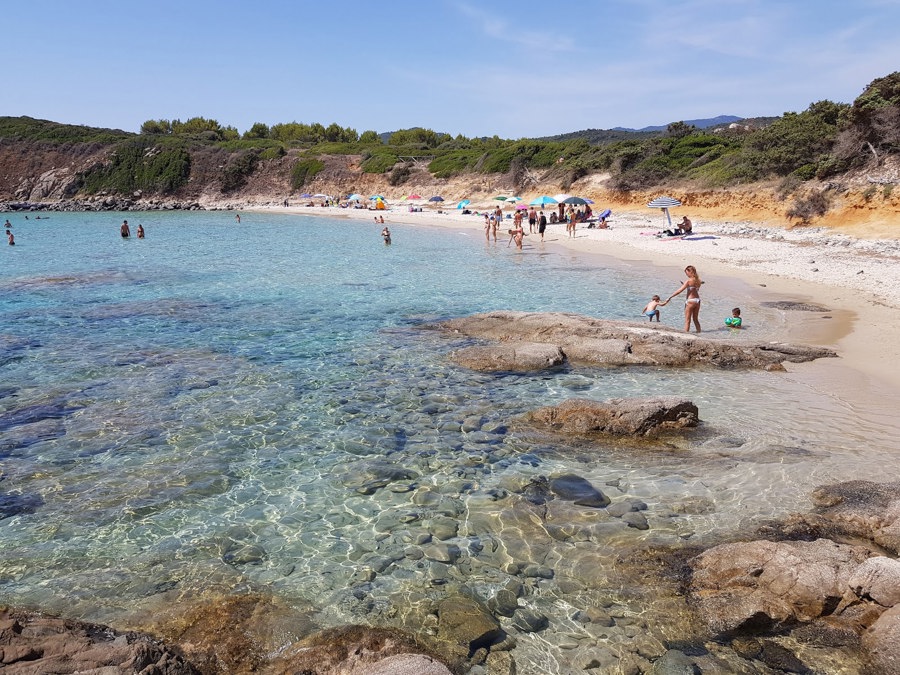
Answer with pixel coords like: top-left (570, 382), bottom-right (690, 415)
top-left (642, 295), bottom-right (663, 322)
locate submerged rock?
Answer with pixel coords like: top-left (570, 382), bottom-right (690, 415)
top-left (450, 341), bottom-right (565, 372)
top-left (526, 397), bottom-right (699, 437)
top-left (808, 480), bottom-right (900, 555)
top-left (433, 311), bottom-right (837, 371)
top-left (339, 459), bottom-right (420, 494)
top-left (549, 473), bottom-right (611, 507)
top-left (437, 596), bottom-right (504, 655)
top-left (267, 624), bottom-right (452, 675)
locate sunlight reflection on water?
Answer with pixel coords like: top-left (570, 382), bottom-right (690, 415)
top-left (1, 210), bottom-right (896, 671)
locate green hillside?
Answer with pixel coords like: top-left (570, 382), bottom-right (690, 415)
top-left (2, 71), bottom-right (898, 198)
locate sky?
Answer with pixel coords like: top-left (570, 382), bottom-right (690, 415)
top-left (5, 0), bottom-right (900, 139)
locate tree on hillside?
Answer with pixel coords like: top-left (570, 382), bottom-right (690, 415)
top-left (739, 101), bottom-right (843, 179)
top-left (666, 121), bottom-right (696, 138)
top-left (359, 130), bottom-right (380, 144)
top-left (835, 71), bottom-right (900, 163)
top-left (141, 119), bottom-right (172, 135)
top-left (171, 117), bottom-right (224, 135)
top-left (388, 128), bottom-right (447, 148)
top-left (244, 122), bottom-right (271, 140)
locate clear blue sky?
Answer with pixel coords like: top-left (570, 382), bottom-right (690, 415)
top-left (6, 0), bottom-right (900, 138)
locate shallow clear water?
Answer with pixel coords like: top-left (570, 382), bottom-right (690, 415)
top-left (1, 211), bottom-right (898, 670)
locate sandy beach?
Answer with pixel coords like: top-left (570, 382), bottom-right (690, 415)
top-left (265, 201), bottom-right (900, 398)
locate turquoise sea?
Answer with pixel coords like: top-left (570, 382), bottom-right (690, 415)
top-left (2, 211), bottom-right (899, 670)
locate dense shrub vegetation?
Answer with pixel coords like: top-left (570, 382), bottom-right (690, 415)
top-left (290, 158), bottom-right (325, 190)
top-left (220, 151), bottom-right (259, 192)
top-left (0, 116), bottom-right (131, 144)
top-left (4, 71), bottom-right (900, 198)
top-left (79, 138), bottom-right (191, 194)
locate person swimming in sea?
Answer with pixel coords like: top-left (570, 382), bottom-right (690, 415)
top-left (725, 307), bottom-right (742, 328)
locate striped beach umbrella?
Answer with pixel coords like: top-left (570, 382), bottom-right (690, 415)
top-left (647, 196), bottom-right (682, 227)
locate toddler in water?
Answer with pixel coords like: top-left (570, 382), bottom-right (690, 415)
top-left (642, 295), bottom-right (664, 322)
top-left (725, 307), bottom-right (742, 328)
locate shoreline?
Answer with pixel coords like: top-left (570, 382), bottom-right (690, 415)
top-left (257, 202), bottom-right (900, 394)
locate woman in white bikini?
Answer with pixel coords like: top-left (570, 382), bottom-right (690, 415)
top-left (664, 265), bottom-right (703, 332)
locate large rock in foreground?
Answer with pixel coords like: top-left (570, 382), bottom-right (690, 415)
top-left (526, 397), bottom-right (699, 437)
top-left (433, 311), bottom-right (836, 371)
top-left (689, 539), bottom-right (874, 636)
top-left (0, 608), bottom-right (199, 674)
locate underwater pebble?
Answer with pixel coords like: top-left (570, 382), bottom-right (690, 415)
top-left (512, 608), bottom-right (549, 633)
top-left (622, 512), bottom-right (649, 530)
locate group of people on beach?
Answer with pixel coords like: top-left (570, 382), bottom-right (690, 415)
top-left (484, 207), bottom-right (551, 244)
top-left (642, 264), bottom-right (741, 332)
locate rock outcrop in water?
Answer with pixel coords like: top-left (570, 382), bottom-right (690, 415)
top-left (0, 608), bottom-right (199, 674)
top-left (526, 397), bottom-right (699, 437)
top-left (687, 480), bottom-right (900, 674)
top-left (0, 607), bottom-right (454, 675)
top-left (432, 311), bottom-right (837, 371)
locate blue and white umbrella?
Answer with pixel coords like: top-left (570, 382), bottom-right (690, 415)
top-left (457, 199), bottom-right (471, 209)
top-left (647, 196), bottom-right (682, 227)
top-left (529, 195), bottom-right (558, 206)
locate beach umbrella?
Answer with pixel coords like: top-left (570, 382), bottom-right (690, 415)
top-left (408, 194), bottom-right (423, 200)
top-left (369, 195), bottom-right (385, 201)
top-left (562, 196), bottom-right (589, 205)
top-left (299, 193), bottom-right (313, 198)
top-left (428, 196), bottom-right (444, 202)
top-left (457, 199), bottom-right (471, 209)
top-left (647, 196), bottom-right (682, 228)
top-left (583, 198), bottom-right (595, 205)
top-left (529, 195), bottom-right (558, 206)
top-left (313, 193), bottom-right (329, 198)
top-left (347, 193), bottom-right (364, 201)
top-left (515, 204), bottom-right (529, 210)
top-left (493, 196), bottom-right (509, 201)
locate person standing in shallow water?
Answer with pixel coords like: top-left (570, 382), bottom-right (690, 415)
top-left (664, 265), bottom-right (703, 332)
top-left (137, 224), bottom-right (145, 239)
top-left (120, 220), bottom-right (130, 238)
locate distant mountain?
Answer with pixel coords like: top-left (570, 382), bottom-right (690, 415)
top-left (613, 115), bottom-right (743, 132)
